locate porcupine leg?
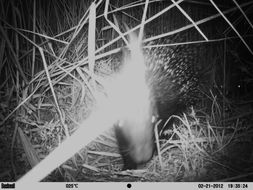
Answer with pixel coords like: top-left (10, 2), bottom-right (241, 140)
top-left (114, 125), bottom-right (138, 169)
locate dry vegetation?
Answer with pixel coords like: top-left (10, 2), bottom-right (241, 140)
top-left (0, 0), bottom-right (253, 182)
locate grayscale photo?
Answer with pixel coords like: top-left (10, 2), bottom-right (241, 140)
top-left (0, 0), bottom-right (253, 187)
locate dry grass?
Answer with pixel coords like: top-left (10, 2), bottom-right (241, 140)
top-left (0, 0), bottom-right (253, 182)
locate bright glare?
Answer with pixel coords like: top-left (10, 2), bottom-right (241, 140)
top-left (98, 35), bottom-right (151, 132)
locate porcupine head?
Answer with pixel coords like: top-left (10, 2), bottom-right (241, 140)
top-left (114, 33), bottom-right (157, 169)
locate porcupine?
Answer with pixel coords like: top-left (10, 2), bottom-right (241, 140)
top-left (114, 37), bottom-right (201, 170)
top-left (17, 36), bottom-right (202, 183)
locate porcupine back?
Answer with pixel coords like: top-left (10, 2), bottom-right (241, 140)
top-left (144, 38), bottom-right (201, 121)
